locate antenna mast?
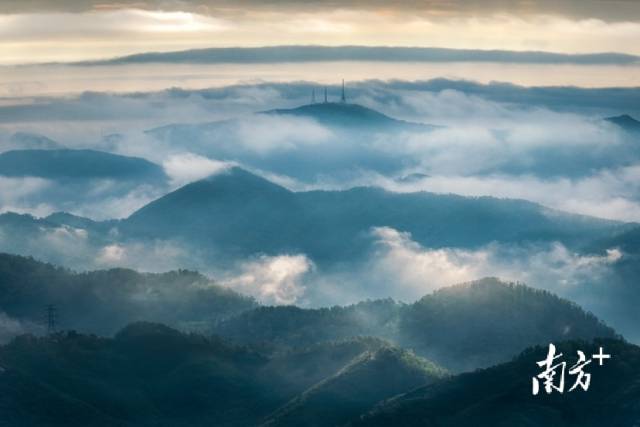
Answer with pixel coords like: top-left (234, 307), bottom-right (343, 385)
top-left (341, 79), bottom-right (346, 103)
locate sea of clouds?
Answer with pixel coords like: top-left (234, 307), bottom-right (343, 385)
top-left (0, 77), bottom-right (638, 340)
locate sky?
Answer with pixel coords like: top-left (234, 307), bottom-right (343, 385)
top-left (3, 0), bottom-right (640, 64)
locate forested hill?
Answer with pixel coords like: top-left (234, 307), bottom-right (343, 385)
top-left (353, 339), bottom-right (640, 427)
top-left (0, 325), bottom-right (634, 427)
top-left (0, 252), bottom-right (619, 373)
top-left (0, 253), bottom-right (256, 337)
top-left (0, 323), bottom-right (443, 427)
top-left (215, 278), bottom-right (617, 372)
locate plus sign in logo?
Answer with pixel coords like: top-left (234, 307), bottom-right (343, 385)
top-left (592, 346), bottom-right (611, 366)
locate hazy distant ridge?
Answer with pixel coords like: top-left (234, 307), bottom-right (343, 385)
top-left (80, 46), bottom-right (640, 65)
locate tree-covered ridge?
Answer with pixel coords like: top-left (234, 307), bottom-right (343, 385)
top-left (353, 339), bottom-right (640, 427)
top-left (0, 254), bottom-right (629, 426)
top-left (0, 253), bottom-right (618, 372)
top-left (216, 278), bottom-right (617, 372)
top-left (399, 278), bottom-right (617, 371)
top-left (214, 299), bottom-right (402, 351)
top-left (0, 323), bottom-right (443, 427)
top-left (0, 324), bottom-right (269, 426)
top-left (0, 253), bottom-right (256, 336)
top-left (262, 346), bottom-right (447, 427)
top-left (1, 325), bottom-right (635, 427)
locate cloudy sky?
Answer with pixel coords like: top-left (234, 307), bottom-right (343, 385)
top-left (2, 0), bottom-right (640, 64)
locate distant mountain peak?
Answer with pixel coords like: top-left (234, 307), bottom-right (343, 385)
top-left (606, 114), bottom-right (640, 132)
top-left (142, 167), bottom-right (291, 206)
top-left (263, 102), bottom-right (431, 130)
top-left (0, 148), bottom-right (167, 181)
top-left (125, 167), bottom-right (293, 233)
top-left (8, 132), bottom-right (62, 150)
top-left (194, 166), bottom-right (290, 195)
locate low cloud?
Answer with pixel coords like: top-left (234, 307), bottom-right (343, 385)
top-left (0, 222), bottom-right (196, 273)
top-left (0, 311), bottom-right (41, 344)
top-left (287, 225), bottom-right (624, 312)
top-left (0, 177), bottom-right (53, 216)
top-left (233, 115), bottom-right (333, 154)
top-left (94, 241), bottom-right (192, 271)
top-left (0, 177), bottom-right (166, 220)
top-left (221, 254), bottom-right (314, 305)
top-left (0, 79), bottom-right (638, 240)
top-left (353, 166), bottom-right (640, 222)
top-left (364, 227), bottom-right (621, 303)
top-left (162, 153), bottom-right (232, 187)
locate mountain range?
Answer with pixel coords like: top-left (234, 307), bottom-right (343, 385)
top-left (2, 165), bottom-right (626, 268)
top-left (214, 278), bottom-right (617, 372)
top-left (0, 253), bottom-right (256, 337)
top-left (121, 167), bottom-right (626, 264)
top-left (1, 161), bottom-right (637, 338)
top-left (84, 46), bottom-right (640, 66)
top-left (0, 253), bottom-right (618, 372)
top-left (0, 323), bottom-right (634, 427)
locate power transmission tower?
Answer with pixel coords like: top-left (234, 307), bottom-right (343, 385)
top-left (45, 304), bottom-right (57, 335)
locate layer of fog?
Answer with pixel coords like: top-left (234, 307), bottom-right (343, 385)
top-left (0, 176), bottom-right (167, 220)
top-left (2, 79), bottom-right (639, 126)
top-left (319, 227), bottom-right (622, 304)
top-left (3, 63), bottom-right (640, 98)
top-left (0, 219), bottom-right (621, 306)
top-left (2, 220), bottom-right (635, 341)
top-left (301, 167), bottom-right (640, 222)
top-left (304, 227), bottom-right (638, 341)
top-left (0, 311), bottom-right (42, 345)
top-left (1, 80), bottom-right (639, 222)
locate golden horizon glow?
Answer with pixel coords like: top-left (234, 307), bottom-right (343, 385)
top-left (2, 7), bottom-right (640, 64)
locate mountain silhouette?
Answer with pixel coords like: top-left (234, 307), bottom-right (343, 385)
top-left (262, 346), bottom-right (447, 427)
top-left (264, 102), bottom-right (432, 130)
top-left (0, 324), bottom-right (439, 427)
top-left (0, 149), bottom-right (167, 182)
top-left (606, 114), bottom-right (640, 132)
top-left (122, 167), bottom-right (625, 264)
